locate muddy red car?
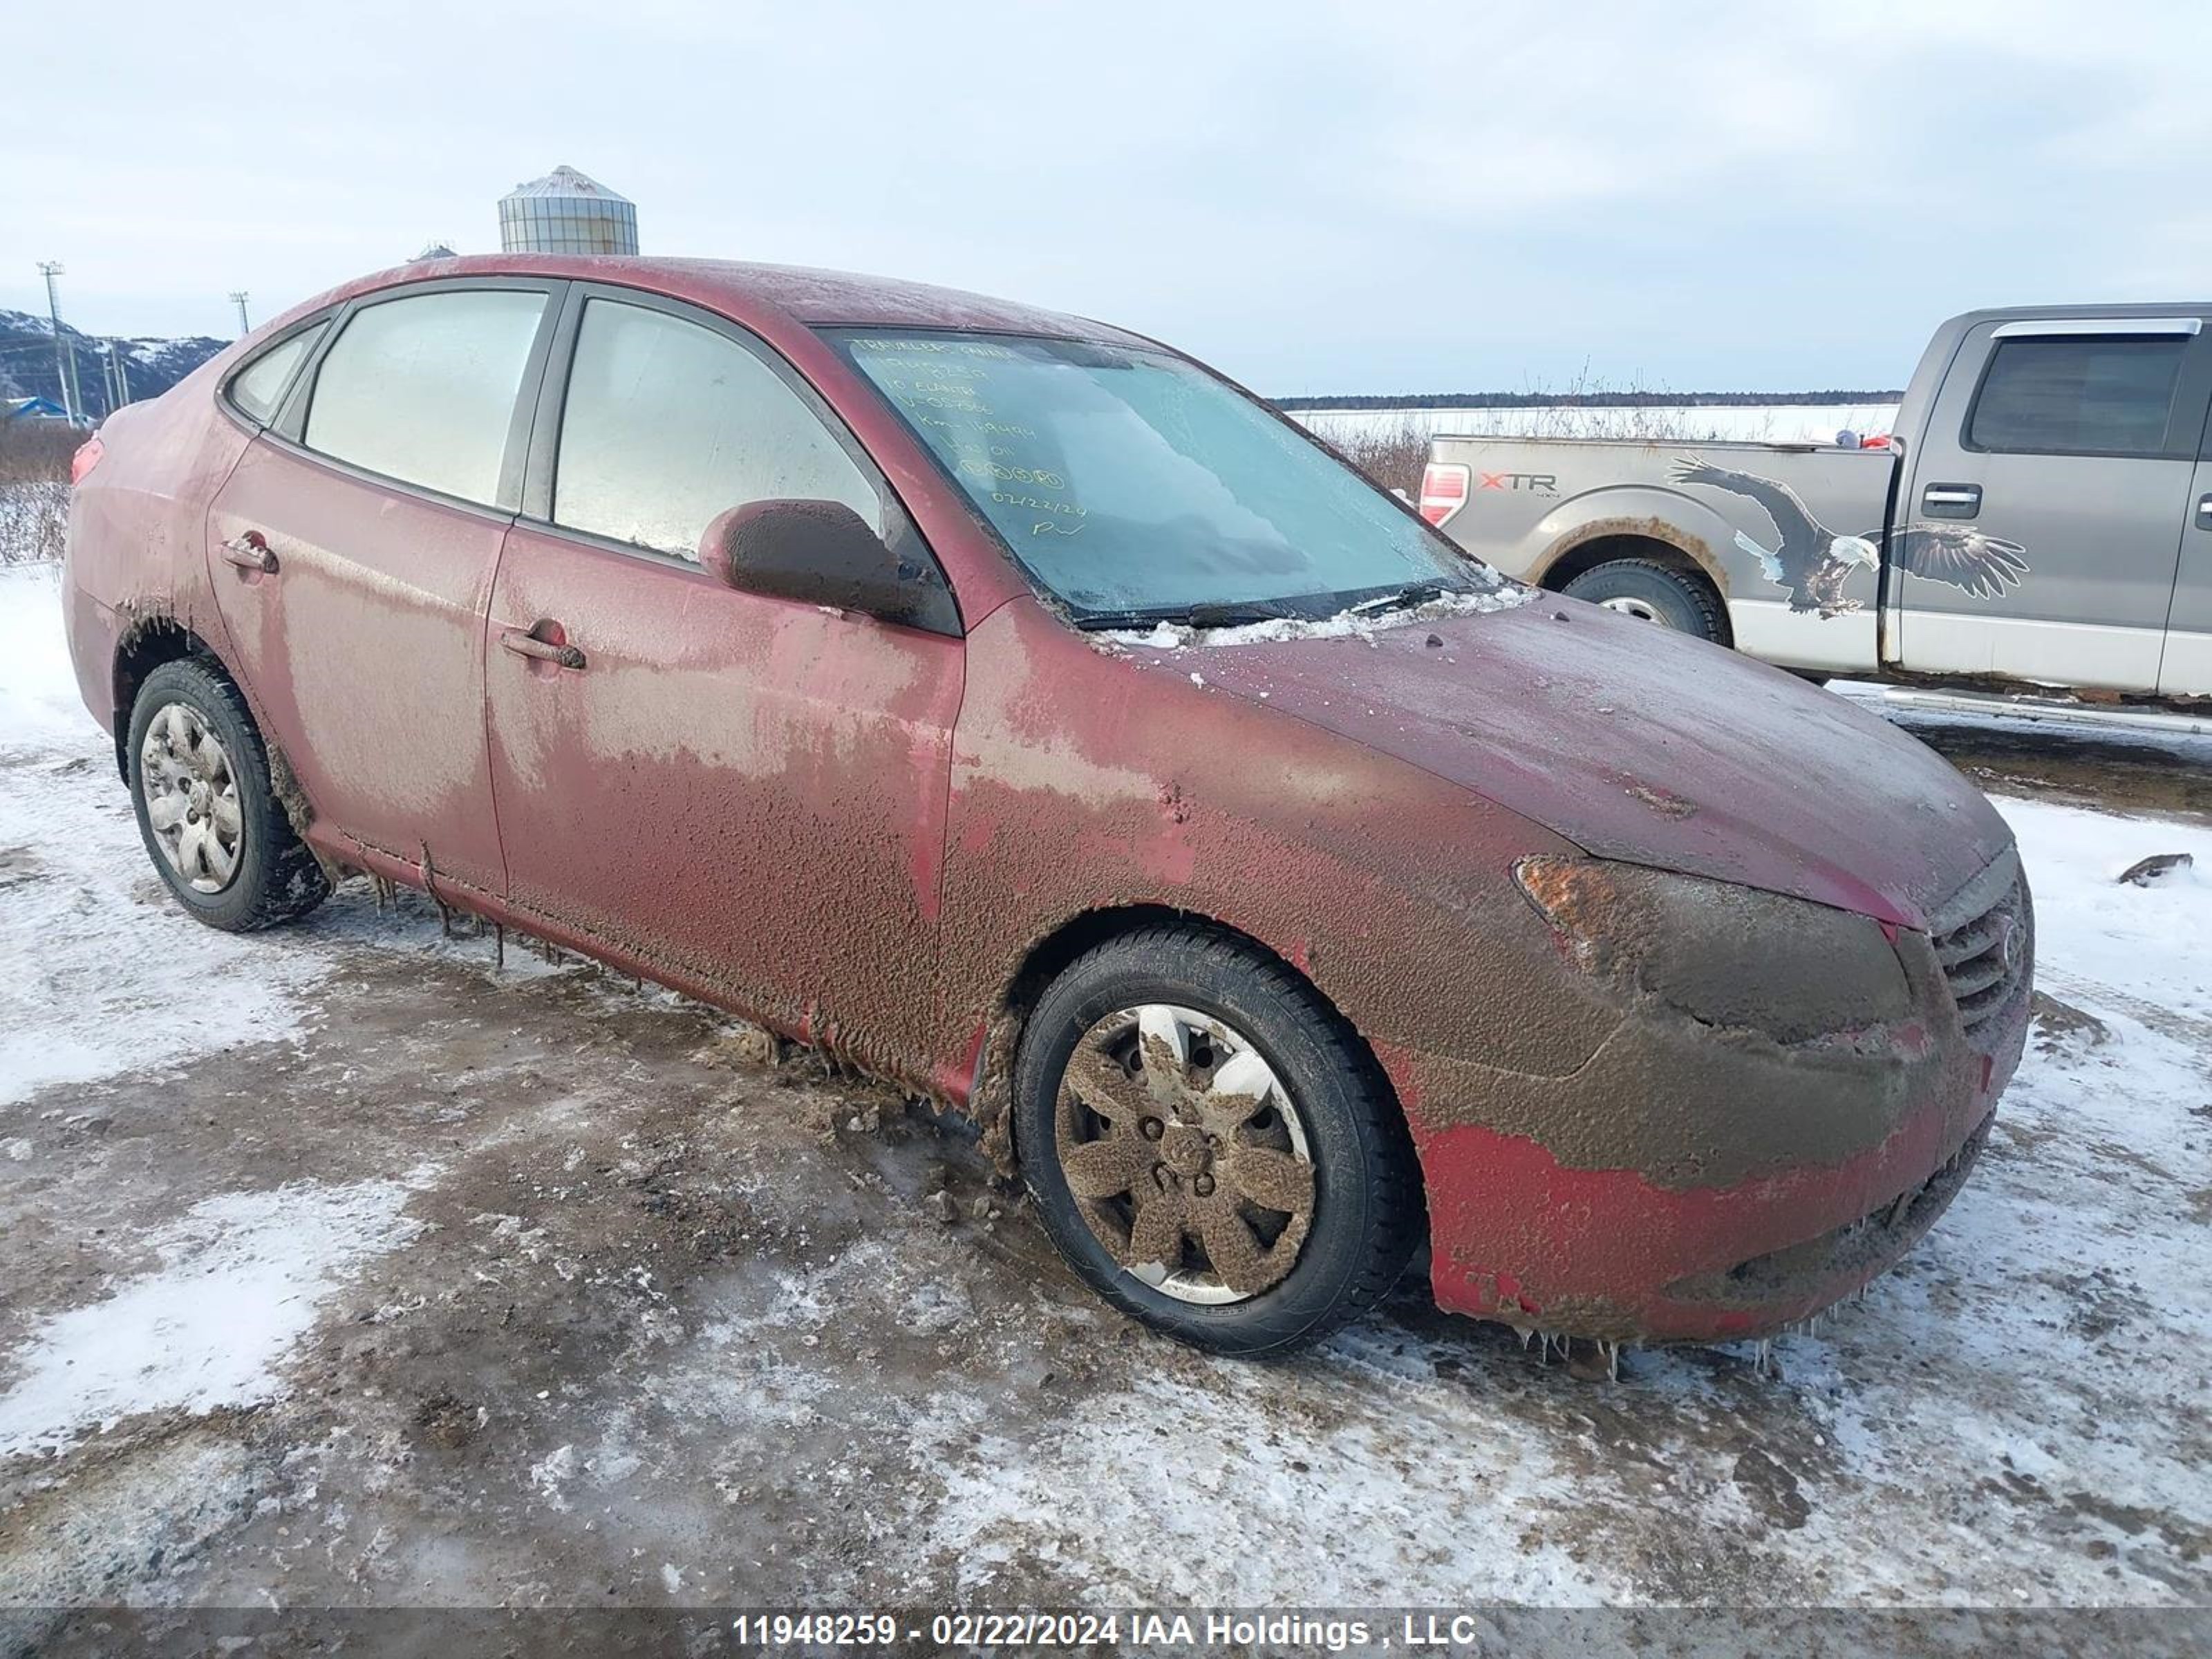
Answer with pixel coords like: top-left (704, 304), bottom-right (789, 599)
top-left (61, 256), bottom-right (2031, 1356)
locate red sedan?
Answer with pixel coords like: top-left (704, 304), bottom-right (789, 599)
top-left (61, 256), bottom-right (2030, 1356)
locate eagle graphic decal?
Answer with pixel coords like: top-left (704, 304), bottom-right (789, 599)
top-left (1668, 456), bottom-right (2030, 618)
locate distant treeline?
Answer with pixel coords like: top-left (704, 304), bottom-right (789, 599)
top-left (1275, 390), bottom-right (1904, 411)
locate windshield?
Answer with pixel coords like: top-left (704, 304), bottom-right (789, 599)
top-left (823, 329), bottom-right (1479, 624)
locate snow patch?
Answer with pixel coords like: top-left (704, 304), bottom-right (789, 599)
top-left (1995, 795), bottom-right (2212, 1028)
top-left (1096, 581), bottom-right (1531, 653)
top-left (0, 1177), bottom-right (426, 1459)
top-left (0, 567), bottom-right (330, 1105)
top-left (1291, 402), bottom-right (1903, 447)
top-left (530, 1443), bottom-right (579, 1509)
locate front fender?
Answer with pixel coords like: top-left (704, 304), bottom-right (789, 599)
top-left (932, 596), bottom-right (1623, 1165)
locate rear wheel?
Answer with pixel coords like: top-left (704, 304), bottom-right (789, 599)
top-left (128, 659), bottom-right (330, 932)
top-left (1562, 559), bottom-right (1725, 642)
top-left (1014, 926), bottom-right (1421, 1356)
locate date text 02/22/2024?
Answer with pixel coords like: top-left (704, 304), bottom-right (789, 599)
top-left (720, 1612), bottom-right (1503, 1650)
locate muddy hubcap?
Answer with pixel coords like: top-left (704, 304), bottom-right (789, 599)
top-left (1599, 595), bottom-right (1667, 624)
top-left (1055, 1004), bottom-right (1315, 1304)
top-left (140, 702), bottom-right (243, 894)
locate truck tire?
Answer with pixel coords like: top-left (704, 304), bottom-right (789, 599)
top-left (1562, 560), bottom-right (1725, 643)
top-left (1014, 925), bottom-right (1422, 1357)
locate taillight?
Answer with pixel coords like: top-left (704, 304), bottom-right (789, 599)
top-left (70, 435), bottom-right (104, 486)
top-left (1418, 462), bottom-right (1469, 527)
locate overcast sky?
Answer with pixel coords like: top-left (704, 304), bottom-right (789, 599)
top-left (6, 0), bottom-right (2208, 395)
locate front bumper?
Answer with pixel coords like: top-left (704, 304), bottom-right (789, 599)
top-left (1390, 852), bottom-right (2032, 1344)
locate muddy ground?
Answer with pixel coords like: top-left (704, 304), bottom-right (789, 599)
top-left (0, 654), bottom-right (2208, 1644)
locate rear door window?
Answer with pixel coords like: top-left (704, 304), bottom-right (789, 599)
top-left (1968, 336), bottom-right (2188, 456)
top-left (303, 288), bottom-right (547, 505)
top-left (227, 323), bottom-right (326, 423)
top-left (550, 298), bottom-right (879, 559)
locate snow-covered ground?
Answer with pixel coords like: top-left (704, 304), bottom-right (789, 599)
top-left (1291, 402), bottom-right (1901, 447)
top-left (0, 561), bottom-right (2206, 1624)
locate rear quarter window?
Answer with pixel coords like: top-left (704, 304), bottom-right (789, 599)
top-left (303, 288), bottom-right (547, 505)
top-left (1967, 335), bottom-right (2187, 456)
top-left (225, 323), bottom-right (326, 424)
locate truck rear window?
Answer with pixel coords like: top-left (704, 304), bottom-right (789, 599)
top-left (1967, 336), bottom-right (2186, 457)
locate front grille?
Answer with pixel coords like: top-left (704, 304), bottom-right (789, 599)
top-left (1930, 854), bottom-right (2032, 1037)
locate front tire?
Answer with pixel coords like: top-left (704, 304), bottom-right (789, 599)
top-left (1014, 926), bottom-right (1421, 1356)
top-left (127, 659), bottom-right (330, 932)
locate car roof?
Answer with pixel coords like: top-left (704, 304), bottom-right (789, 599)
top-left (1941, 300), bottom-right (2212, 326)
top-left (328, 253), bottom-right (1156, 348)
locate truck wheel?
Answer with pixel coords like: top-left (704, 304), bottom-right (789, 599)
top-left (1563, 560), bottom-right (1725, 642)
top-left (128, 659), bottom-right (332, 932)
top-left (1013, 926), bottom-right (1422, 1357)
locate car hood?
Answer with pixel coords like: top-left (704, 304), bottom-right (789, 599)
top-left (1146, 597), bottom-right (2010, 930)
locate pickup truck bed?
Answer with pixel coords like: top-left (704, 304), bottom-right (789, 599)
top-left (1420, 304), bottom-right (2212, 700)
top-left (1421, 436), bottom-right (1898, 674)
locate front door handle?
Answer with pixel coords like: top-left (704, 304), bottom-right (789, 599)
top-left (2197, 494), bottom-right (2212, 528)
top-left (218, 531), bottom-right (278, 574)
top-left (1921, 483), bottom-right (1983, 519)
top-left (500, 627), bottom-right (585, 671)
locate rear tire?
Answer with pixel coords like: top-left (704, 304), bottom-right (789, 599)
top-left (1013, 926), bottom-right (1421, 1356)
top-left (1562, 559), bottom-right (1725, 642)
top-left (127, 659), bottom-right (331, 932)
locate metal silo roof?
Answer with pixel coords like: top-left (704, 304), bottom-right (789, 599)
top-left (503, 166), bottom-right (631, 205)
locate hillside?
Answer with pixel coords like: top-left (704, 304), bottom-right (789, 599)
top-left (0, 309), bottom-right (227, 420)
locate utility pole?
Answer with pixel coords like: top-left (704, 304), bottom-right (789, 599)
top-left (103, 341), bottom-right (131, 415)
top-left (228, 291), bottom-right (251, 336)
top-left (36, 261), bottom-right (82, 422)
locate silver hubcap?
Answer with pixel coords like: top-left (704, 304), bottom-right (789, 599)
top-left (1055, 1004), bottom-right (1315, 1305)
top-left (140, 702), bottom-right (243, 894)
top-left (1600, 595), bottom-right (1668, 624)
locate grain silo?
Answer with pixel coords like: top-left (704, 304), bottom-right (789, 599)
top-left (497, 166), bottom-right (639, 256)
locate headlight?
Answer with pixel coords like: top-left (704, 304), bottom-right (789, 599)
top-left (1514, 856), bottom-right (1911, 1043)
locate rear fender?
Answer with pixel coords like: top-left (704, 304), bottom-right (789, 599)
top-left (1519, 484), bottom-right (1737, 596)
top-left (64, 360), bottom-right (260, 737)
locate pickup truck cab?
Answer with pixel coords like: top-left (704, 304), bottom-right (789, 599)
top-left (1421, 304), bottom-right (2212, 700)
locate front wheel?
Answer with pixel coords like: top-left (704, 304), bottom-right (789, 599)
top-left (127, 659), bottom-right (331, 932)
top-left (1014, 926), bottom-right (1421, 1356)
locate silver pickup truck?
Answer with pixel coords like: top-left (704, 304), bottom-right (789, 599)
top-left (1419, 303), bottom-right (2212, 700)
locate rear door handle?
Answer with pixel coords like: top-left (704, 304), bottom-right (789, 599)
top-left (2197, 493), bottom-right (2212, 527)
top-left (1921, 483), bottom-right (1983, 519)
top-left (500, 627), bottom-right (586, 671)
top-left (218, 531), bottom-right (278, 574)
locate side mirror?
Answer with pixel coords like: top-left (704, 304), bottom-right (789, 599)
top-left (697, 500), bottom-right (955, 633)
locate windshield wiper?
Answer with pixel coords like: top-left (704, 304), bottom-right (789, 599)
top-left (1183, 601), bottom-right (1299, 628)
top-left (1073, 599), bottom-right (1301, 632)
top-left (1346, 579), bottom-right (1459, 618)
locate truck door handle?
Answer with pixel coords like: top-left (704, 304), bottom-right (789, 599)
top-left (1921, 484), bottom-right (1982, 519)
top-left (218, 531), bottom-right (278, 574)
top-left (500, 627), bottom-right (586, 671)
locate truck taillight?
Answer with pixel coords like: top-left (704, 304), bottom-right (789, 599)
top-left (1418, 462), bottom-right (1470, 527)
top-left (70, 435), bottom-right (104, 485)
